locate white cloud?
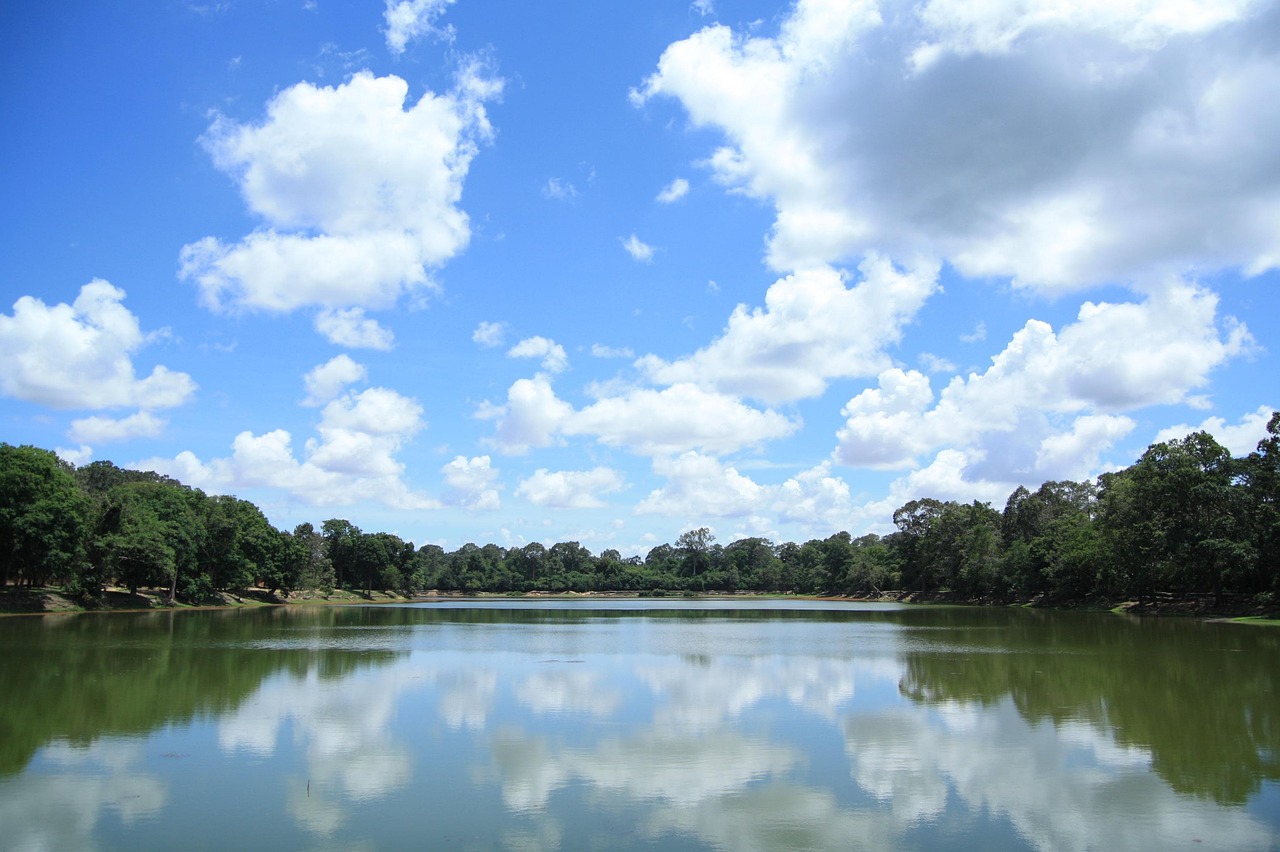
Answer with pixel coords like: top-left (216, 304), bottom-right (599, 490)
top-left (1033, 414), bottom-right (1136, 481)
top-left (622, 234), bottom-right (656, 262)
top-left (0, 280), bottom-right (196, 411)
top-left (181, 70), bottom-right (499, 315)
top-left (55, 445), bottom-right (93, 466)
top-left (851, 449), bottom-right (1012, 531)
top-left (442, 455), bottom-right (501, 510)
top-left (138, 387), bottom-right (436, 509)
top-left (1153, 404), bottom-right (1278, 456)
top-left (591, 343), bottom-right (634, 359)
top-left (508, 336), bottom-right (569, 373)
top-left (835, 281), bottom-right (1249, 479)
top-left (567, 383), bottom-right (798, 457)
top-left (515, 467), bottom-right (625, 509)
top-left (917, 353), bottom-right (955, 374)
top-left (68, 411), bottom-right (167, 445)
top-left (912, 0), bottom-right (1261, 70)
top-left (384, 0), bottom-right (456, 55)
top-left (636, 0), bottom-right (1280, 289)
top-left (639, 258), bottom-right (939, 404)
top-left (656, 177), bottom-right (690, 203)
top-left (477, 374), bottom-right (574, 456)
top-left (472, 320), bottom-right (507, 348)
top-left (691, 0), bottom-right (714, 17)
top-left (482, 378), bottom-right (797, 459)
top-left (636, 453), bottom-right (854, 536)
top-left (303, 354), bottom-right (367, 406)
top-left (542, 177), bottom-right (578, 200)
top-left (314, 307), bottom-right (395, 350)
top-left (636, 452), bottom-right (768, 518)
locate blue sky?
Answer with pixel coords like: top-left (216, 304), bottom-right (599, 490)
top-left (2, 0), bottom-right (1277, 555)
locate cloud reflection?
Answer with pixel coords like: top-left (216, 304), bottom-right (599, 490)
top-left (0, 740), bottom-right (166, 851)
top-left (218, 663), bottom-right (426, 835)
top-left (844, 700), bottom-right (1276, 851)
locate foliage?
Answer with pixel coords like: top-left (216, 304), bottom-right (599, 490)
top-left (2, 416), bottom-right (1279, 604)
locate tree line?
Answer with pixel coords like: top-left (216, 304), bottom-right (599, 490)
top-left (1, 411), bottom-right (1277, 606)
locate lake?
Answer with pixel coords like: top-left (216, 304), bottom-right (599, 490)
top-left (0, 600), bottom-right (1276, 851)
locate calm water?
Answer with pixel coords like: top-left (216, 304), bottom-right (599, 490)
top-left (0, 600), bottom-right (1277, 851)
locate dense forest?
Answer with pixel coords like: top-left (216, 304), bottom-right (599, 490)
top-left (1, 412), bottom-right (1277, 607)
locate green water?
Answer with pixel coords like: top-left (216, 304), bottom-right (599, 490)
top-left (0, 600), bottom-right (1276, 851)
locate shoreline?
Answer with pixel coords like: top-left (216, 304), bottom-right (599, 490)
top-left (1, 585), bottom-right (1275, 624)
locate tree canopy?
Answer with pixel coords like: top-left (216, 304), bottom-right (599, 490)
top-left (2, 417), bottom-right (1278, 605)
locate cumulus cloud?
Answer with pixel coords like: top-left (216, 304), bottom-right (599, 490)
top-left (384, 0), bottom-right (456, 55)
top-left (508, 336), bottom-right (569, 373)
top-left (0, 280), bottom-right (195, 411)
top-left (835, 281), bottom-right (1249, 478)
top-left (567, 384), bottom-right (798, 456)
top-left (68, 411), bottom-right (167, 445)
top-left (636, 452), bottom-right (768, 518)
top-left (481, 378), bottom-right (797, 459)
top-left (515, 467), bottom-right (625, 509)
top-left (476, 374), bottom-right (574, 456)
top-left (442, 455), bottom-right (501, 510)
top-left (138, 387), bottom-right (436, 509)
top-left (622, 234), bottom-right (656, 262)
top-left (472, 320), bottom-right (507, 347)
top-left (314, 308), bottom-right (395, 350)
top-left (303, 354), bottom-right (367, 406)
top-left (635, 0), bottom-right (1280, 289)
top-left (656, 177), bottom-right (690, 203)
top-left (638, 257), bottom-right (939, 404)
top-left (636, 454), bottom-right (854, 538)
top-left (1153, 404), bottom-right (1278, 455)
top-left (181, 70), bottom-right (499, 316)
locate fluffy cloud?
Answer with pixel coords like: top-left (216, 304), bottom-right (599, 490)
top-left (567, 384), bottom-right (798, 456)
top-left (181, 70), bottom-right (499, 314)
top-left (622, 234), bottom-right (655, 262)
top-left (303, 354), bottom-right (367, 406)
top-left (516, 467), bottom-right (625, 509)
top-left (472, 320), bottom-right (507, 347)
top-left (1153, 404), bottom-right (1278, 455)
top-left (314, 308), bottom-right (395, 350)
top-left (0, 280), bottom-right (195, 411)
top-left (481, 378), bottom-right (798, 458)
top-left (139, 387), bottom-right (436, 509)
top-left (835, 282), bottom-right (1249, 477)
top-left (441, 455), bottom-right (501, 510)
top-left (67, 411), bottom-right (167, 445)
top-left (638, 257), bottom-right (939, 404)
top-left (476, 374), bottom-right (574, 455)
top-left (384, 0), bottom-right (455, 54)
top-left (635, 0), bottom-right (1280, 289)
top-left (508, 336), bottom-right (569, 373)
top-left (656, 177), bottom-right (690, 203)
top-left (636, 453), bottom-right (854, 538)
top-left (636, 452), bottom-right (768, 518)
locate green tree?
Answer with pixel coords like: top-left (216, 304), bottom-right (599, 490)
top-left (322, 519), bottom-right (360, 590)
top-left (1242, 412), bottom-right (1280, 595)
top-left (91, 480), bottom-right (205, 602)
top-left (287, 523), bottom-right (335, 592)
top-left (0, 445), bottom-right (89, 589)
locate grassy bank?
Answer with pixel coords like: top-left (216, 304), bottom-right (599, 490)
top-left (0, 586), bottom-right (419, 616)
top-left (2, 585), bottom-right (1276, 622)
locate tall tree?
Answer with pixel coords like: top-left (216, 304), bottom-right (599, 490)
top-left (0, 445), bottom-right (88, 588)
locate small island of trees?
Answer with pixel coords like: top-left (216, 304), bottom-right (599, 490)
top-left (2, 412), bottom-right (1277, 612)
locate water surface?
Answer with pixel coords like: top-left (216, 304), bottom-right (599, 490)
top-left (1, 600), bottom-right (1276, 850)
